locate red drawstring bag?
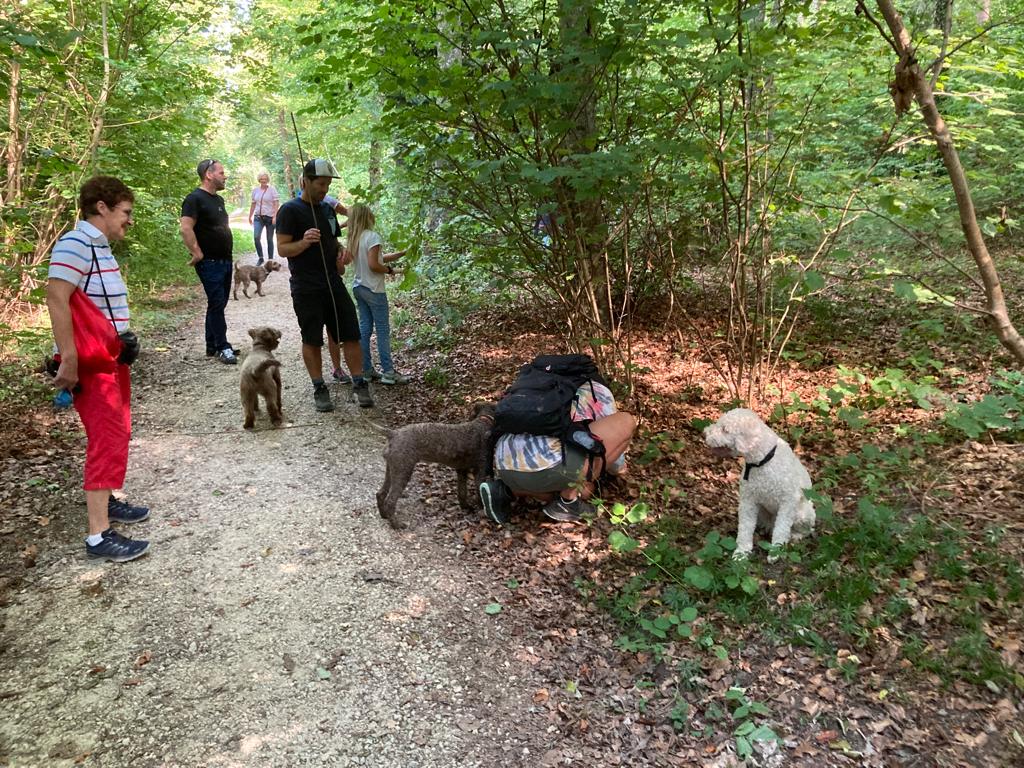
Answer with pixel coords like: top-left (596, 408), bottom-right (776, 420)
top-left (70, 288), bottom-right (121, 374)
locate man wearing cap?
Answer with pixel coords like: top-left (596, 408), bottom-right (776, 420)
top-left (180, 159), bottom-right (237, 364)
top-left (276, 158), bottom-right (373, 410)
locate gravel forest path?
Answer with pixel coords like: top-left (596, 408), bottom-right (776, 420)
top-left (0, 250), bottom-right (547, 768)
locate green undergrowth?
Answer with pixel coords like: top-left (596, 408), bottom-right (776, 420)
top-left (592, 493), bottom-right (1022, 685)
top-left (586, 392), bottom-right (1024, 753)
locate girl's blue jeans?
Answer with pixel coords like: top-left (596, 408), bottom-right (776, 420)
top-left (353, 284), bottom-right (394, 373)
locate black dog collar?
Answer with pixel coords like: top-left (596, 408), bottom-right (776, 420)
top-left (743, 445), bottom-right (777, 480)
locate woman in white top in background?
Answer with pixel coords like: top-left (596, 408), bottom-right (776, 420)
top-left (248, 172), bottom-right (279, 265)
top-left (346, 204), bottom-right (408, 385)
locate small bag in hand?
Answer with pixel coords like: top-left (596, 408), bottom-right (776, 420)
top-left (117, 330), bottom-right (140, 366)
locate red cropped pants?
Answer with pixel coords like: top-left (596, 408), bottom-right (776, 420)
top-left (73, 363), bottom-right (131, 490)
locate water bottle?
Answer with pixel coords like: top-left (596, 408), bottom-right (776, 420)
top-left (53, 389), bottom-right (73, 410)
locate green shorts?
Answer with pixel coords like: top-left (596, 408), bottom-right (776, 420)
top-left (496, 445), bottom-right (586, 494)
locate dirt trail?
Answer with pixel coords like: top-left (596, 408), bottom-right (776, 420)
top-left (0, 254), bottom-right (546, 767)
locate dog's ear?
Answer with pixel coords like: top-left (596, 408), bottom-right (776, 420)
top-left (248, 328), bottom-right (258, 340)
top-left (272, 328), bottom-right (282, 342)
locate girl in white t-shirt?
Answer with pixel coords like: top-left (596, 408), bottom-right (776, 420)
top-left (345, 204), bottom-right (408, 384)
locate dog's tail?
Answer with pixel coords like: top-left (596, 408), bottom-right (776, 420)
top-left (253, 359), bottom-right (282, 377)
top-left (233, 261), bottom-right (240, 274)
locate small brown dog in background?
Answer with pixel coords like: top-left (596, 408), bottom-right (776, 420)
top-left (240, 326), bottom-right (283, 429)
top-left (233, 260), bottom-right (280, 300)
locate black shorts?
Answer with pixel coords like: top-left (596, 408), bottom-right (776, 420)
top-left (292, 287), bottom-right (359, 346)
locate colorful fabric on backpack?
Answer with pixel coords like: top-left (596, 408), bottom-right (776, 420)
top-left (494, 380), bottom-right (616, 472)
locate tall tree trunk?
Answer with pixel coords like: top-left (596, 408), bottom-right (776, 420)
top-left (82, 0), bottom-right (113, 168)
top-left (557, 0), bottom-right (610, 357)
top-left (368, 136), bottom-right (382, 190)
top-left (871, 0), bottom-right (1024, 364)
top-left (278, 108), bottom-right (295, 196)
top-left (4, 58), bottom-right (20, 207)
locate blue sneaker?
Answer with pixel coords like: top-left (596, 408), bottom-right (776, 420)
top-left (86, 529), bottom-right (150, 562)
top-left (107, 496), bottom-right (149, 523)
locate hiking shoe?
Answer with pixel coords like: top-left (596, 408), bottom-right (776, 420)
top-left (543, 495), bottom-right (593, 522)
top-left (479, 479), bottom-right (513, 524)
top-left (363, 369), bottom-right (382, 382)
top-left (353, 380), bottom-right (375, 408)
top-left (313, 383), bottom-right (334, 412)
top-left (216, 348), bottom-right (238, 365)
top-left (256, 257), bottom-right (264, 266)
top-left (107, 496), bottom-right (149, 524)
top-left (86, 529), bottom-right (150, 563)
top-left (331, 367), bottom-right (352, 385)
top-left (379, 371), bottom-right (410, 385)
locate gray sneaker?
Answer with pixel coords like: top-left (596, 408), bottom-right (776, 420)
top-left (331, 367), bottom-right (352, 385)
top-left (363, 369), bottom-right (382, 382)
top-left (313, 383), bottom-right (334, 412)
top-left (543, 495), bottom-right (593, 522)
top-left (380, 371), bottom-right (411, 385)
top-left (353, 380), bottom-right (375, 408)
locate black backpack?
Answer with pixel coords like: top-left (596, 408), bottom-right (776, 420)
top-left (492, 354), bottom-right (608, 470)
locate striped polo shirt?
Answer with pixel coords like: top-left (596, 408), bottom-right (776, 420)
top-left (494, 380), bottom-right (617, 472)
top-left (47, 220), bottom-right (130, 332)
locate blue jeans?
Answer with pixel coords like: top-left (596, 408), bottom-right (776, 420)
top-left (353, 284), bottom-right (394, 373)
top-left (253, 216), bottom-right (275, 261)
top-left (195, 259), bottom-right (232, 353)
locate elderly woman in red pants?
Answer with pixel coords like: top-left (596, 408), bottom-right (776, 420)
top-left (46, 176), bottom-right (150, 562)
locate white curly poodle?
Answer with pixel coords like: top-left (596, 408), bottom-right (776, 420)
top-left (703, 408), bottom-right (816, 559)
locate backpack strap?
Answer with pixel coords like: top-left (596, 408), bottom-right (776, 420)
top-left (85, 243), bottom-right (118, 329)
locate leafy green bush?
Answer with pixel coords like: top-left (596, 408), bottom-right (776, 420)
top-left (944, 370), bottom-right (1024, 439)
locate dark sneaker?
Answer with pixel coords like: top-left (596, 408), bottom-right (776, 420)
top-left (353, 380), bottom-right (374, 408)
top-left (479, 479), bottom-right (513, 524)
top-left (363, 369), bottom-right (382, 382)
top-left (543, 495), bottom-right (593, 522)
top-left (313, 383), bottom-right (334, 412)
top-left (86, 529), bottom-right (150, 563)
top-left (216, 348), bottom-right (238, 365)
top-left (331, 367), bottom-right (352, 385)
top-left (256, 257), bottom-right (264, 266)
top-left (207, 346), bottom-right (240, 357)
top-left (380, 371), bottom-right (410, 385)
top-left (107, 496), bottom-right (149, 524)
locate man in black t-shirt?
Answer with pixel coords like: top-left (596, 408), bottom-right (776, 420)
top-left (276, 158), bottom-right (372, 410)
top-left (180, 159), bottom-right (237, 364)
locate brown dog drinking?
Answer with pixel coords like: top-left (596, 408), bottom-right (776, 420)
top-left (233, 259), bottom-right (281, 300)
top-left (239, 326), bottom-right (283, 429)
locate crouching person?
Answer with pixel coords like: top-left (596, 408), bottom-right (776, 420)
top-left (480, 378), bottom-right (636, 524)
top-left (46, 176), bottom-right (150, 562)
